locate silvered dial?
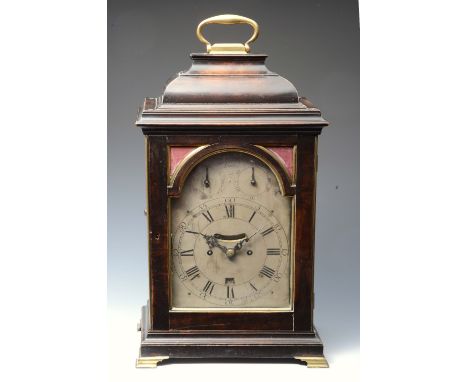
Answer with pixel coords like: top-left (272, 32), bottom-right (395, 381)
top-left (171, 152), bottom-right (292, 309)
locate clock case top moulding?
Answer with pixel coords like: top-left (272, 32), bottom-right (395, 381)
top-left (135, 50), bottom-right (329, 367)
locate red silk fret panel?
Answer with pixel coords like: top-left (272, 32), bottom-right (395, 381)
top-left (170, 147), bottom-right (197, 176)
top-left (267, 147), bottom-right (294, 178)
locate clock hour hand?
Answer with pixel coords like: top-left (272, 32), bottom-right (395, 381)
top-left (209, 237), bottom-right (228, 254)
top-left (234, 236), bottom-right (249, 251)
top-left (185, 230), bottom-right (222, 251)
top-left (213, 233), bottom-right (247, 258)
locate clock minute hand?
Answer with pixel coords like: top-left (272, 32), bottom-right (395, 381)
top-left (234, 235), bottom-right (250, 250)
top-left (240, 223), bottom-right (271, 249)
top-left (245, 225), bottom-right (266, 242)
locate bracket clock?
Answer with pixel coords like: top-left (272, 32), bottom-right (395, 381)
top-left (135, 15), bottom-right (329, 368)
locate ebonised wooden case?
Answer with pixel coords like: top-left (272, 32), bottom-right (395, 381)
top-left (134, 16), bottom-right (329, 368)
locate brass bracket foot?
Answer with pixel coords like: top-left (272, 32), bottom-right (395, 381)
top-left (294, 356), bottom-right (329, 368)
top-left (135, 356), bottom-right (169, 368)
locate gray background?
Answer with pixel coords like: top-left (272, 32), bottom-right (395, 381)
top-left (108, 0), bottom-right (359, 363)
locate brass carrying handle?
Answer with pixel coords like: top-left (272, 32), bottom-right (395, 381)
top-left (196, 14), bottom-right (259, 54)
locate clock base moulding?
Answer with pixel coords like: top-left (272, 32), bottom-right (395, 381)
top-left (136, 303), bottom-right (328, 368)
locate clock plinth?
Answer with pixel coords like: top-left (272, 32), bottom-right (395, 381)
top-left (137, 303), bottom-right (327, 366)
top-left (134, 15), bottom-right (330, 368)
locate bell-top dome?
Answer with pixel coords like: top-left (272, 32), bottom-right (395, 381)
top-left (163, 54), bottom-right (298, 104)
top-left (136, 53), bottom-right (328, 130)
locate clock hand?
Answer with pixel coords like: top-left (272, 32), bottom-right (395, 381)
top-left (233, 227), bottom-right (264, 255)
top-left (234, 236), bottom-right (249, 250)
top-left (185, 230), bottom-right (224, 251)
top-left (245, 225), bottom-right (265, 242)
top-left (212, 233), bottom-right (250, 258)
top-left (230, 228), bottom-right (263, 253)
top-left (185, 230), bottom-right (208, 237)
top-left (200, 233), bottom-right (228, 254)
top-left (211, 238), bottom-right (228, 254)
top-left (236, 223), bottom-right (271, 251)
